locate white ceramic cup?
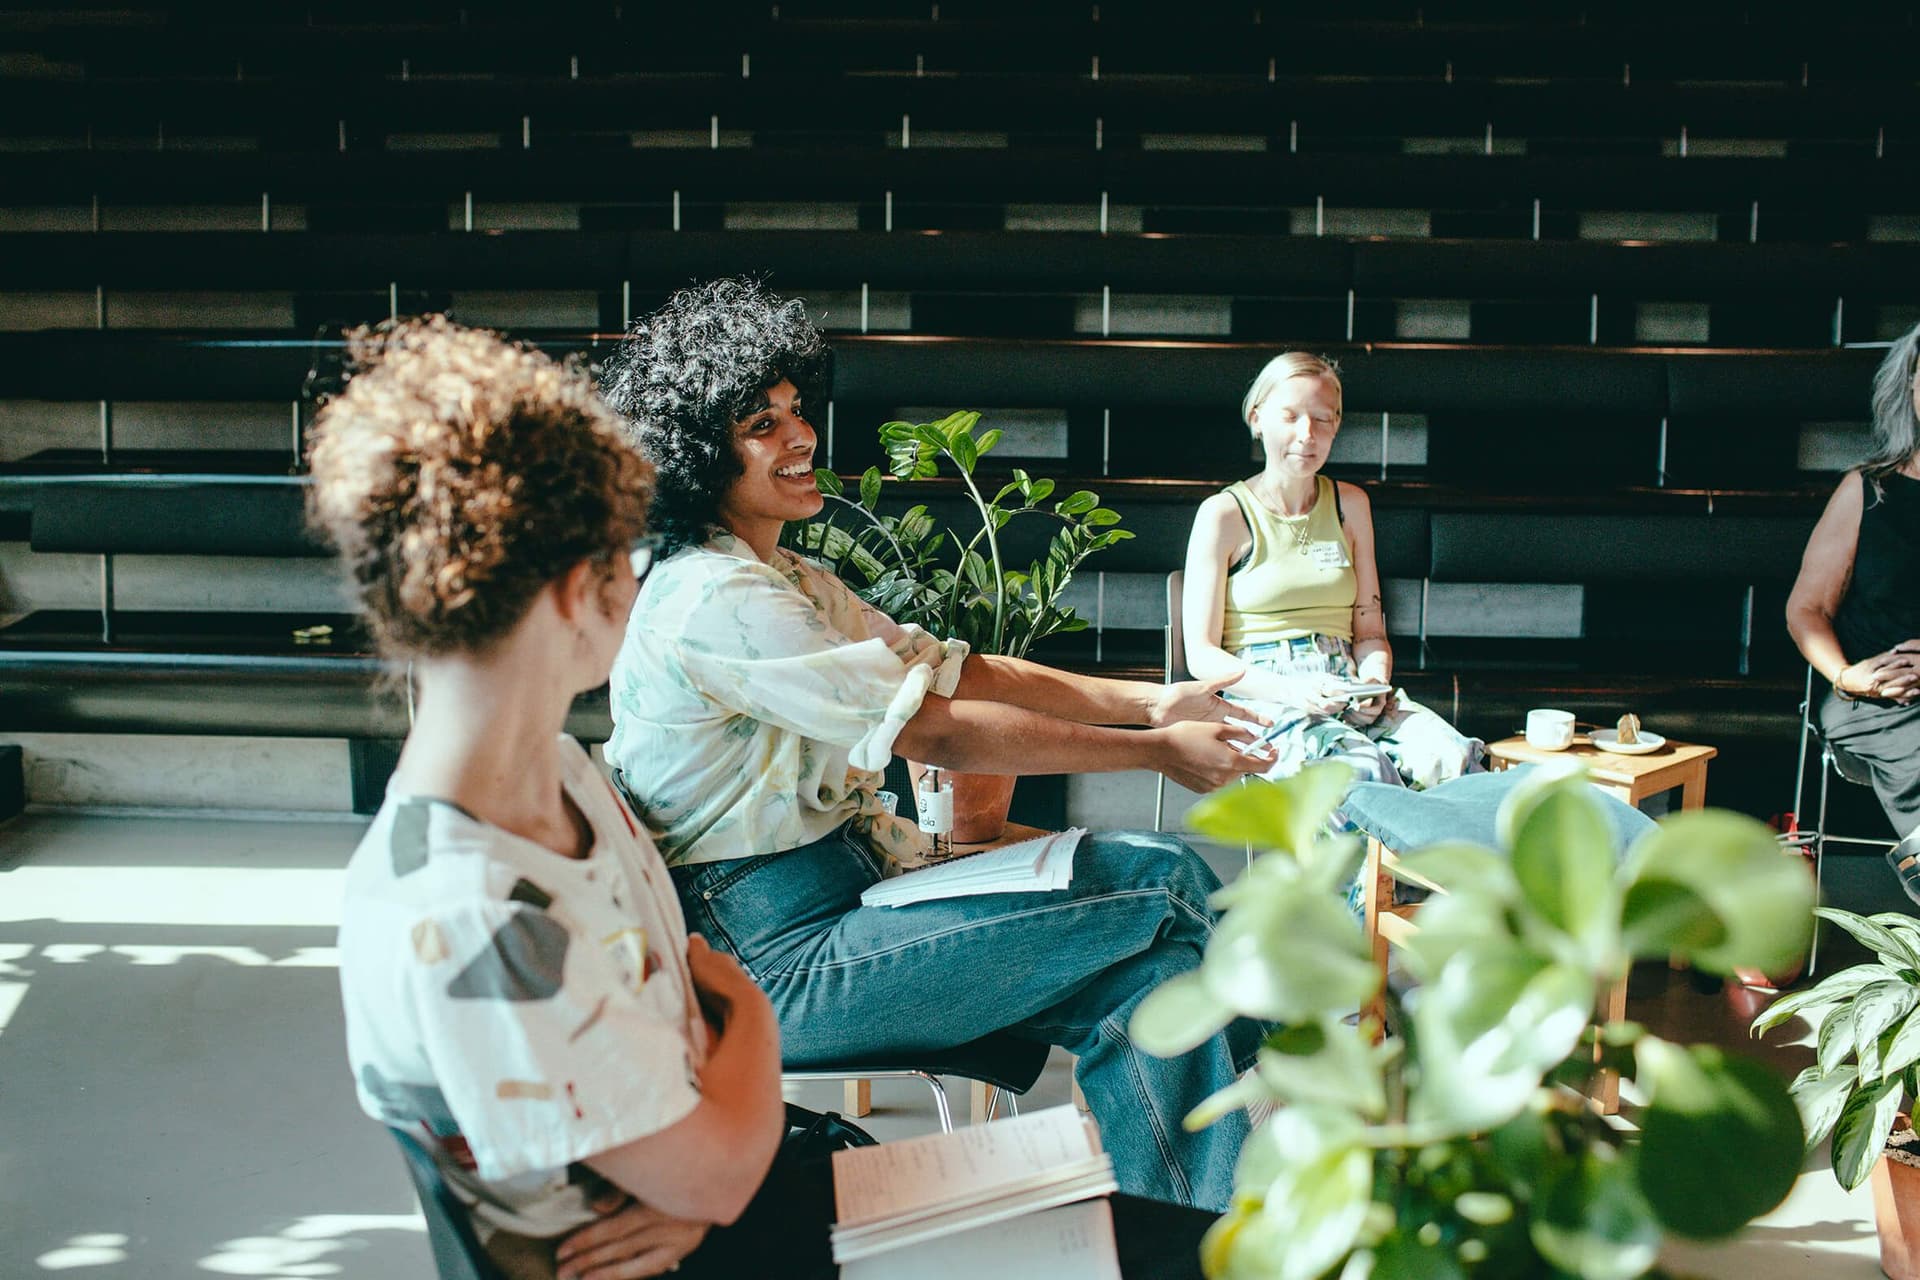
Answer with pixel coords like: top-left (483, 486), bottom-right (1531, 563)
top-left (1525, 708), bottom-right (1576, 751)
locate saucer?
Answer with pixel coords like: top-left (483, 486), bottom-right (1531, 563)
top-left (1590, 729), bottom-right (1667, 756)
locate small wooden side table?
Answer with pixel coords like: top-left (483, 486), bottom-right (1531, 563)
top-left (1487, 735), bottom-right (1718, 812)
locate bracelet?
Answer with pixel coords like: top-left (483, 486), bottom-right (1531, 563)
top-left (1834, 663), bottom-right (1859, 701)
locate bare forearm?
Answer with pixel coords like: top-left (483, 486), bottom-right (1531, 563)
top-left (1787, 605), bottom-right (1850, 685)
top-left (949, 653), bottom-right (1154, 725)
top-left (1351, 637), bottom-right (1392, 682)
top-left (586, 1001), bottom-right (784, 1224)
top-left (896, 693), bottom-right (1166, 775)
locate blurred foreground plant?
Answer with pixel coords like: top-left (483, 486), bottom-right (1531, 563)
top-left (1131, 761), bottom-right (1815, 1280)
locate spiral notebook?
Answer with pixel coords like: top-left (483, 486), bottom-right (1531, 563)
top-left (859, 828), bottom-right (1086, 908)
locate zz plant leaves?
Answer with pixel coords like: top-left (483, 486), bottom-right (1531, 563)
top-left (790, 411), bottom-right (1131, 658)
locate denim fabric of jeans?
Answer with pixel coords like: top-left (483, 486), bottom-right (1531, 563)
top-left (668, 821), bottom-right (1265, 1211)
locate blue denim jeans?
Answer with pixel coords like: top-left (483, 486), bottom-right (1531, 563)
top-left (669, 823), bottom-right (1264, 1210)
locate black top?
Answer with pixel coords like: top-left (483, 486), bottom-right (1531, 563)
top-left (1835, 472), bottom-right (1920, 661)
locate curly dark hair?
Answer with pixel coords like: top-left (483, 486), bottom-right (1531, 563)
top-left (307, 315), bottom-right (653, 659)
top-left (598, 277), bottom-right (831, 556)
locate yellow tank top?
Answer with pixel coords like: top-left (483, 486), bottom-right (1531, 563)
top-left (1219, 476), bottom-right (1356, 648)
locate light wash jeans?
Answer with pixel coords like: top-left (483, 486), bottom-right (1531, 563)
top-left (668, 822), bottom-right (1264, 1210)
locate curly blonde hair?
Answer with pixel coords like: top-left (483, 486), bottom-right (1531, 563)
top-left (307, 316), bottom-right (653, 658)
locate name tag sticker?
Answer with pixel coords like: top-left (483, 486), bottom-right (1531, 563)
top-left (1309, 541), bottom-right (1350, 570)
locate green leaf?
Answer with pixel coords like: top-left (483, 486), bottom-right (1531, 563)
top-left (857, 466), bottom-right (881, 508)
top-left (1832, 1074), bottom-right (1904, 1191)
top-left (1235, 1107), bottom-right (1374, 1280)
top-left (815, 468), bottom-right (845, 497)
top-left (1853, 980), bottom-right (1920, 1069)
top-left (1201, 885), bottom-right (1381, 1024)
top-left (960, 549), bottom-right (993, 595)
top-left (1818, 1006), bottom-right (1856, 1074)
top-left (1790, 1063), bottom-right (1860, 1154)
top-left (1028, 477), bottom-right (1055, 503)
top-left (1750, 963), bottom-right (1900, 1038)
top-left (1184, 1071), bottom-right (1276, 1133)
top-left (1622, 811), bottom-right (1815, 976)
top-left (1620, 878), bottom-right (1730, 959)
top-left (1395, 887), bottom-right (1522, 986)
top-left (949, 429), bottom-right (979, 472)
top-left (1368, 1233), bottom-right (1469, 1280)
top-left (1186, 763), bottom-right (1355, 860)
top-left (1817, 907), bottom-right (1920, 969)
top-left (1531, 1145), bottom-right (1662, 1280)
top-left (1493, 757), bottom-right (1593, 851)
top-left (1252, 1018), bottom-right (1391, 1118)
top-left (1389, 841), bottom-right (1520, 903)
top-left (1882, 1008), bottom-right (1920, 1083)
top-left (1128, 969), bottom-right (1233, 1057)
top-left (1488, 1107), bottom-right (1554, 1198)
top-left (1509, 785), bottom-right (1622, 962)
top-left (1085, 506), bottom-right (1123, 526)
top-left (1057, 489), bottom-right (1098, 516)
top-left (1635, 1038), bottom-right (1804, 1237)
top-left (1409, 944), bottom-right (1592, 1134)
top-left (974, 427), bottom-right (1003, 457)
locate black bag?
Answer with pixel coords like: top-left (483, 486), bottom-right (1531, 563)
top-left (783, 1101), bottom-right (878, 1159)
top-left (674, 1104), bottom-right (872, 1279)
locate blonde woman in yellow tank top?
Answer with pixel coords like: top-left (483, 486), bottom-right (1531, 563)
top-left (1181, 353), bottom-right (1481, 793)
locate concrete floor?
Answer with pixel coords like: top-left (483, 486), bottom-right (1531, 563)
top-left (0, 810), bottom-right (1903, 1279)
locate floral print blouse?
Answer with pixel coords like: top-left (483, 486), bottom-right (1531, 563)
top-left (606, 532), bottom-right (969, 867)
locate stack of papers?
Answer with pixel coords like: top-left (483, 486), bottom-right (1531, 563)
top-left (831, 1106), bottom-right (1120, 1271)
top-left (861, 828), bottom-right (1086, 909)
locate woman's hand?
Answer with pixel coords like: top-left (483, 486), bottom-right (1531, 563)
top-left (1345, 689), bottom-right (1397, 727)
top-left (1840, 646), bottom-right (1920, 703)
top-left (1284, 674), bottom-right (1350, 718)
top-left (557, 1192), bottom-right (711, 1280)
top-left (1146, 673), bottom-right (1273, 729)
top-left (1150, 719), bottom-right (1274, 792)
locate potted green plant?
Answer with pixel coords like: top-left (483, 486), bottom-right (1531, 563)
top-left (1129, 761), bottom-right (1816, 1279)
top-left (1750, 907), bottom-right (1920, 1280)
top-left (785, 409), bottom-right (1133, 840)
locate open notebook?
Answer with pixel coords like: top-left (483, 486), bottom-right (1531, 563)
top-left (860, 828), bottom-right (1086, 908)
top-left (831, 1105), bottom-right (1120, 1275)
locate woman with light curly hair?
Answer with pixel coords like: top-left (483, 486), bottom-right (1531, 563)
top-left (599, 278), bottom-right (1274, 1211)
top-left (316, 316), bottom-right (840, 1280)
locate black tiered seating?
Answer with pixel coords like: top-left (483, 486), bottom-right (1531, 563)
top-left (4, 1), bottom-right (1915, 820)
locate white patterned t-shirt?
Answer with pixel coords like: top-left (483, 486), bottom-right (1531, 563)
top-left (338, 735), bottom-right (708, 1240)
top-left (606, 532), bottom-right (969, 867)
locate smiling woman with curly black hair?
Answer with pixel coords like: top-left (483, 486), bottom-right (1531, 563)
top-left (598, 277), bottom-right (830, 558)
top-left (600, 277), bottom-right (1281, 1213)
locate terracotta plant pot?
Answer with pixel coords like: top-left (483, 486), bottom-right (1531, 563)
top-left (1872, 1115), bottom-right (1920, 1280)
top-left (946, 772), bottom-right (1017, 843)
top-left (909, 762), bottom-right (1017, 844)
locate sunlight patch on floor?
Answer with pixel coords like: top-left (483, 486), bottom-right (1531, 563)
top-left (33, 1233), bottom-right (129, 1271)
top-left (195, 1214), bottom-right (425, 1278)
top-left (1, 868), bottom-right (345, 927)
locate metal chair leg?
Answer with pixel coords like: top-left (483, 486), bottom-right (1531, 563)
top-left (909, 1071), bottom-right (955, 1134)
top-left (1811, 747), bottom-right (1835, 975)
